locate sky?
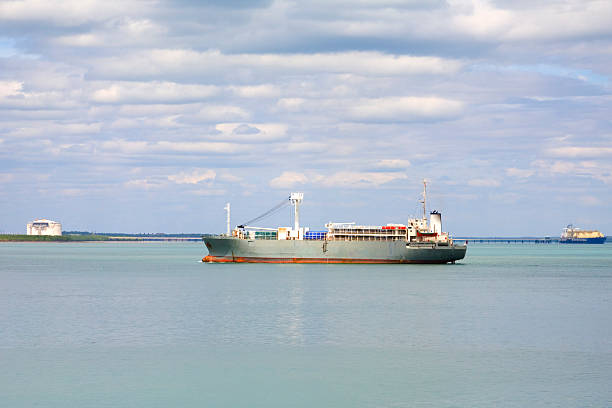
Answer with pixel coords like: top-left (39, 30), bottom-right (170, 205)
top-left (1, 0), bottom-right (611, 236)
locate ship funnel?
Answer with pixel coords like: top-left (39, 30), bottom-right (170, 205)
top-left (430, 211), bottom-right (442, 234)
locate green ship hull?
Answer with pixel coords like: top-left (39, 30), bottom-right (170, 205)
top-left (203, 236), bottom-right (467, 264)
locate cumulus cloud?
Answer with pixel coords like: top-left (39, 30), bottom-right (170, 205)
top-left (275, 96), bottom-right (465, 122)
top-left (319, 171), bottom-right (408, 188)
top-left (501, 1), bottom-right (612, 42)
top-left (269, 170), bottom-right (408, 189)
top-left (192, 105), bottom-right (251, 122)
top-left (533, 160), bottom-right (612, 184)
top-left (0, 80), bottom-right (78, 110)
top-left (0, 0), bottom-right (139, 26)
top-left (269, 171), bottom-right (309, 189)
top-left (168, 169), bottom-right (216, 185)
top-left (229, 84), bottom-right (280, 98)
top-left (345, 96), bottom-right (464, 121)
top-left (87, 50), bottom-right (463, 80)
top-left (213, 123), bottom-right (287, 143)
top-left (90, 81), bottom-right (219, 104)
top-left (54, 18), bottom-right (166, 47)
top-left (0, 80), bottom-right (23, 97)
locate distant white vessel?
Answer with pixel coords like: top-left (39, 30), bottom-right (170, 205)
top-left (27, 219), bottom-right (62, 236)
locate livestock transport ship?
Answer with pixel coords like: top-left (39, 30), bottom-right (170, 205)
top-left (202, 182), bottom-right (467, 264)
top-left (560, 224), bottom-right (606, 244)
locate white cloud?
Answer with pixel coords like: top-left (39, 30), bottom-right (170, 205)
top-left (346, 96), bottom-right (464, 121)
top-left (118, 104), bottom-right (198, 117)
top-left (229, 84), bottom-right (281, 98)
top-left (55, 33), bottom-right (103, 47)
top-left (124, 178), bottom-right (162, 190)
top-left (6, 122), bottom-right (101, 138)
top-left (218, 173), bottom-right (243, 183)
top-left (533, 160), bottom-right (612, 184)
top-left (376, 159), bottom-right (411, 169)
top-left (193, 105), bottom-right (251, 122)
top-left (60, 188), bottom-right (86, 197)
top-left (281, 142), bottom-right (327, 153)
top-left (275, 96), bottom-right (465, 121)
top-left (270, 171), bottom-right (309, 189)
top-left (0, 80), bottom-right (23, 97)
top-left (318, 171), bottom-right (408, 188)
top-left (90, 81), bottom-right (219, 104)
top-left (108, 115), bottom-right (182, 129)
top-left (502, 1), bottom-right (612, 42)
top-left (276, 98), bottom-right (306, 112)
top-left (0, 80), bottom-right (78, 110)
top-left (100, 139), bottom-right (241, 154)
top-left (89, 49), bottom-right (463, 79)
top-left (0, 0), bottom-right (147, 26)
top-left (269, 170), bottom-right (408, 189)
top-left (546, 146), bottom-right (612, 158)
top-left (168, 169), bottom-right (216, 185)
top-left (468, 178), bottom-right (501, 187)
top-left (154, 141), bottom-right (241, 154)
top-left (213, 123), bottom-right (287, 143)
top-left (452, 0), bottom-right (514, 39)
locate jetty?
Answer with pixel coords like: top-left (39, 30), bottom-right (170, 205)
top-left (456, 237), bottom-right (558, 244)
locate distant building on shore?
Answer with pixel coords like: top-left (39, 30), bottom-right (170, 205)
top-left (27, 219), bottom-right (62, 236)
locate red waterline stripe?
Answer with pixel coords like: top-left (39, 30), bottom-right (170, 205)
top-left (202, 255), bottom-right (449, 264)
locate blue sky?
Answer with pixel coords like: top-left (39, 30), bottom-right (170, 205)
top-left (1, 0), bottom-right (611, 235)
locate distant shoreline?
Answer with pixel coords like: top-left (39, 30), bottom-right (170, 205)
top-left (0, 234), bottom-right (202, 242)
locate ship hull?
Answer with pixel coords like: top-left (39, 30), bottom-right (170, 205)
top-left (560, 237), bottom-right (606, 244)
top-left (203, 236), bottom-right (467, 264)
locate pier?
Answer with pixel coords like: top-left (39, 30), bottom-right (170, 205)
top-left (456, 237), bottom-right (558, 244)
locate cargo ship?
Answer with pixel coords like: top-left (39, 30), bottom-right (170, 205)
top-left (560, 224), bottom-right (606, 244)
top-left (202, 182), bottom-right (467, 264)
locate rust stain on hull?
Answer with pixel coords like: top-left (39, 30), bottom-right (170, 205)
top-left (202, 255), bottom-right (450, 264)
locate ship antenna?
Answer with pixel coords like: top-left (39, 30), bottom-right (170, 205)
top-left (421, 179), bottom-right (427, 220)
top-left (224, 202), bottom-right (230, 235)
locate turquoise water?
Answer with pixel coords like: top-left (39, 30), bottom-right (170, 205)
top-left (1, 242), bottom-right (611, 407)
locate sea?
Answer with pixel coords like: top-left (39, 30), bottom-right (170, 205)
top-left (1, 242), bottom-right (611, 407)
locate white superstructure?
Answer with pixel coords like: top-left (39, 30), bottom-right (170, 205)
top-left (27, 219), bottom-right (62, 236)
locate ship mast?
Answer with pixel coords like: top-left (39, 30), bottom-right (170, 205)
top-left (421, 179), bottom-right (427, 220)
top-left (290, 192), bottom-right (304, 231)
top-left (224, 202), bottom-right (230, 235)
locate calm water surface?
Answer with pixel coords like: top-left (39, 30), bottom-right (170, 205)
top-left (1, 242), bottom-right (611, 407)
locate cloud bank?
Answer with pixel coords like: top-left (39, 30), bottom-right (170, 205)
top-left (1, 0), bottom-right (611, 235)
